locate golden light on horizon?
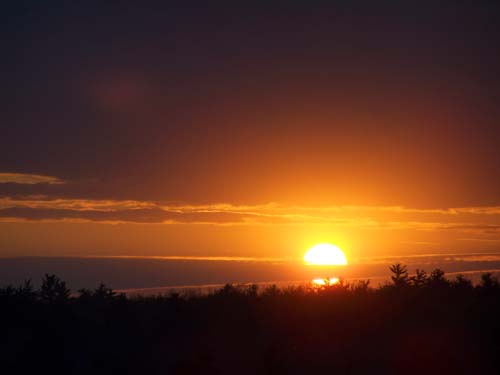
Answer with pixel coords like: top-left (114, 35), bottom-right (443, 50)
top-left (304, 243), bottom-right (348, 266)
top-left (312, 277), bottom-right (340, 286)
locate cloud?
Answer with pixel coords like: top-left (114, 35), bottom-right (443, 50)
top-left (458, 238), bottom-right (500, 242)
top-left (0, 197), bottom-right (154, 211)
top-left (0, 196), bottom-right (500, 238)
top-left (0, 173), bottom-right (65, 185)
top-left (359, 252), bottom-right (500, 264)
top-left (453, 207), bottom-right (500, 215)
top-left (81, 255), bottom-right (288, 262)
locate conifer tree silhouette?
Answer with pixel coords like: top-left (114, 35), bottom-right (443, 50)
top-left (40, 274), bottom-right (70, 303)
top-left (389, 263), bottom-right (409, 287)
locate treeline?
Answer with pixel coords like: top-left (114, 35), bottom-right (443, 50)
top-left (1, 265), bottom-right (500, 374)
top-left (2, 264), bottom-right (499, 302)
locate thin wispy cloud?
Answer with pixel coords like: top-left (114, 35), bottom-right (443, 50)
top-left (0, 196), bottom-right (499, 239)
top-left (0, 173), bottom-right (65, 185)
top-left (0, 197), bottom-right (154, 211)
top-left (458, 238), bottom-right (500, 242)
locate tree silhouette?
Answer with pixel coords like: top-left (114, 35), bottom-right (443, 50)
top-left (410, 269), bottom-right (428, 287)
top-left (216, 283), bottom-right (240, 297)
top-left (389, 263), bottom-right (409, 287)
top-left (427, 268), bottom-right (448, 288)
top-left (0, 284), bottom-right (15, 297)
top-left (40, 274), bottom-right (70, 303)
top-left (479, 273), bottom-right (499, 289)
top-left (262, 284), bottom-right (280, 297)
top-left (452, 274), bottom-right (473, 289)
top-left (351, 279), bottom-right (371, 293)
top-left (77, 287), bottom-right (93, 300)
top-left (16, 279), bottom-right (36, 300)
top-left (94, 283), bottom-right (117, 299)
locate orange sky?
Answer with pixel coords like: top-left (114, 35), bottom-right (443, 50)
top-left (1, 194), bottom-right (500, 262)
top-left (1, 3), bottom-right (500, 267)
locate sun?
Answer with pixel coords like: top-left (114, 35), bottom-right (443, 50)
top-left (312, 277), bottom-right (340, 286)
top-left (304, 243), bottom-right (348, 266)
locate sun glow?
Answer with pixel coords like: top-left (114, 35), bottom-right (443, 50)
top-left (304, 243), bottom-right (348, 266)
top-left (312, 277), bottom-right (340, 286)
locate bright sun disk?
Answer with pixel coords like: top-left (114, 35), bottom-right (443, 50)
top-left (304, 243), bottom-right (348, 266)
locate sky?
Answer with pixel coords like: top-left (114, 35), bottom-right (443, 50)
top-left (1, 2), bottom-right (500, 286)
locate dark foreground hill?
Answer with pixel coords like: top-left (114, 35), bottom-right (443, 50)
top-left (1, 265), bottom-right (500, 374)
